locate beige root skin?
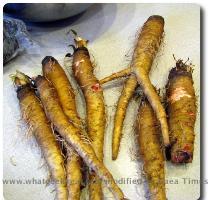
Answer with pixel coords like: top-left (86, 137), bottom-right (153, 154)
top-left (71, 31), bottom-right (106, 200)
top-left (137, 99), bottom-right (166, 200)
top-left (14, 73), bottom-right (68, 200)
top-left (112, 75), bottom-right (138, 160)
top-left (34, 76), bottom-right (125, 200)
top-left (42, 57), bottom-right (83, 200)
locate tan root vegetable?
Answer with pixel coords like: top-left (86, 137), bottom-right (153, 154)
top-left (137, 97), bottom-right (166, 200)
top-left (42, 56), bottom-right (83, 200)
top-left (12, 71), bottom-right (68, 200)
top-left (112, 75), bottom-right (138, 160)
top-left (33, 75), bottom-right (125, 200)
top-left (70, 31), bottom-right (106, 199)
top-left (166, 60), bottom-right (196, 163)
top-left (100, 15), bottom-right (170, 160)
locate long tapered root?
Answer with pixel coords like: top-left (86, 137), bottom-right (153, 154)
top-left (71, 32), bottom-right (106, 199)
top-left (110, 15), bottom-right (170, 160)
top-left (132, 15), bottom-right (170, 147)
top-left (13, 72), bottom-right (68, 200)
top-left (112, 75), bottom-right (138, 160)
top-left (137, 98), bottom-right (166, 200)
top-left (42, 56), bottom-right (84, 199)
top-left (34, 76), bottom-right (125, 200)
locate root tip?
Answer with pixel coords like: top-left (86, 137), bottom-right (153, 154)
top-left (148, 15), bottom-right (164, 23)
top-left (41, 56), bottom-right (56, 66)
top-left (112, 153), bottom-right (118, 161)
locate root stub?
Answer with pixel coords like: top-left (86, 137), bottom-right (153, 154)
top-left (166, 59), bottom-right (196, 164)
top-left (171, 150), bottom-right (192, 163)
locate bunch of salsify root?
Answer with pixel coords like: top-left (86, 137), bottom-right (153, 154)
top-left (11, 15), bottom-right (196, 200)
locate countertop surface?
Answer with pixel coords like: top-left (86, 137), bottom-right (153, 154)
top-left (3, 3), bottom-right (200, 200)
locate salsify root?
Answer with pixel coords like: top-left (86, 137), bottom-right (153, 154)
top-left (137, 97), bottom-right (166, 200)
top-left (12, 71), bottom-right (68, 200)
top-left (99, 15), bottom-right (170, 160)
top-left (112, 75), bottom-right (138, 160)
top-left (70, 30), bottom-right (106, 200)
top-left (166, 59), bottom-right (196, 163)
top-left (32, 75), bottom-right (125, 200)
top-left (42, 56), bottom-right (84, 199)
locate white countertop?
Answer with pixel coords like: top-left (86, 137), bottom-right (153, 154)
top-left (3, 3), bottom-right (200, 200)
